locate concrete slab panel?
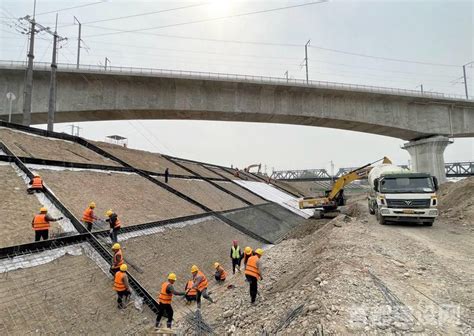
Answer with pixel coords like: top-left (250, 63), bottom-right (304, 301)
top-left (223, 203), bottom-right (306, 243)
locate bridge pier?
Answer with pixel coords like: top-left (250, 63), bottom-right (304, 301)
top-left (402, 136), bottom-right (453, 184)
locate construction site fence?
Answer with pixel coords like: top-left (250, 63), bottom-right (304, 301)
top-left (0, 60), bottom-right (471, 101)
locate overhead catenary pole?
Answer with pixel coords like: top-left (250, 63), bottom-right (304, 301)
top-left (305, 39), bottom-right (310, 84)
top-left (47, 14), bottom-right (59, 132)
top-left (463, 61), bottom-right (473, 99)
top-left (105, 57), bottom-right (110, 70)
top-left (74, 16), bottom-right (81, 69)
top-left (284, 70), bottom-right (289, 82)
top-left (22, 0), bottom-right (37, 126)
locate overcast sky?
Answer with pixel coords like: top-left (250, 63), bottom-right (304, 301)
top-left (1, 0), bottom-right (473, 173)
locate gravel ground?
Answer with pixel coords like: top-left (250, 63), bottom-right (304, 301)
top-left (37, 169), bottom-right (204, 227)
top-left (93, 141), bottom-right (190, 175)
top-left (0, 253), bottom-right (154, 335)
top-left (214, 181), bottom-right (267, 205)
top-left (164, 178), bottom-right (247, 211)
top-left (0, 128), bottom-right (119, 166)
top-left (0, 164), bottom-right (51, 248)
top-left (198, 192), bottom-right (473, 335)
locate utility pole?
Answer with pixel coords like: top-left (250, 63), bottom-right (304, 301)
top-left (105, 57), bottom-right (110, 70)
top-left (6, 92), bottom-right (16, 123)
top-left (462, 61), bottom-right (473, 99)
top-left (74, 16), bottom-right (81, 69)
top-left (22, 0), bottom-right (37, 126)
top-left (416, 84), bottom-right (424, 94)
top-left (284, 71), bottom-right (289, 82)
top-left (305, 40), bottom-right (310, 84)
top-left (47, 14), bottom-right (66, 132)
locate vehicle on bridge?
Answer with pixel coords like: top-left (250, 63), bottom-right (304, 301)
top-left (368, 164), bottom-right (439, 226)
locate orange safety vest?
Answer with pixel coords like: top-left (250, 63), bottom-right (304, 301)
top-left (113, 250), bottom-right (124, 269)
top-left (113, 271), bottom-right (127, 292)
top-left (82, 208), bottom-right (95, 223)
top-left (31, 176), bottom-right (43, 189)
top-left (113, 217), bottom-right (121, 229)
top-left (186, 280), bottom-right (197, 296)
top-left (245, 255), bottom-right (261, 280)
top-left (158, 281), bottom-right (173, 304)
top-left (32, 214), bottom-right (50, 231)
top-left (194, 271), bottom-right (208, 292)
top-left (217, 265), bottom-right (227, 280)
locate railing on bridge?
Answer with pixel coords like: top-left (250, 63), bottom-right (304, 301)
top-left (272, 162), bottom-right (473, 180)
top-left (0, 60), bottom-right (471, 102)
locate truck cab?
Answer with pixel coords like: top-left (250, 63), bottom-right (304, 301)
top-left (368, 172), bottom-right (438, 226)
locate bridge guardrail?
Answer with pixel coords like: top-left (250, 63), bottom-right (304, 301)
top-left (0, 60), bottom-right (471, 102)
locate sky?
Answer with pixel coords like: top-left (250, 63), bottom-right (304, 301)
top-left (0, 0), bottom-right (473, 173)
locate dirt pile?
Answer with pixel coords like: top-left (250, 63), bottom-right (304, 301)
top-left (438, 177), bottom-right (474, 225)
top-left (198, 200), bottom-right (473, 335)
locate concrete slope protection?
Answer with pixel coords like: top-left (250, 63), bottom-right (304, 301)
top-left (234, 180), bottom-right (314, 219)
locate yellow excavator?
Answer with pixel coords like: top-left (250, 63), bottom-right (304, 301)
top-left (298, 157), bottom-right (392, 217)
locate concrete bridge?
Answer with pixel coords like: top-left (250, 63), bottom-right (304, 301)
top-left (0, 61), bottom-right (473, 182)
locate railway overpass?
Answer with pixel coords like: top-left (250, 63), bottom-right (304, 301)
top-left (0, 61), bottom-right (473, 182)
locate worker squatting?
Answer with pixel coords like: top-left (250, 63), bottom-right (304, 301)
top-left (112, 241), bottom-right (264, 331)
top-left (29, 175), bottom-right (121, 242)
top-left (28, 175), bottom-right (264, 331)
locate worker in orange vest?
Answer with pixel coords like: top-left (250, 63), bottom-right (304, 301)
top-left (184, 279), bottom-right (197, 304)
top-left (31, 207), bottom-right (63, 241)
top-left (105, 209), bottom-right (121, 243)
top-left (82, 202), bottom-right (98, 231)
top-left (27, 174), bottom-right (44, 194)
top-left (214, 262), bottom-right (227, 282)
top-left (113, 264), bottom-right (131, 309)
top-left (189, 265), bottom-right (214, 309)
top-left (155, 273), bottom-right (185, 330)
top-left (245, 248), bottom-right (264, 304)
top-left (243, 246), bottom-right (253, 267)
top-left (110, 243), bottom-right (124, 275)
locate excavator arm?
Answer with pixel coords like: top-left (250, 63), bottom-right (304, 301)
top-left (298, 157), bottom-right (391, 210)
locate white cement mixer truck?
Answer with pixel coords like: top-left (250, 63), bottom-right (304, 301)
top-left (367, 164), bottom-right (439, 226)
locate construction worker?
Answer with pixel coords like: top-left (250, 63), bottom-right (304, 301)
top-left (27, 174), bottom-right (44, 194)
top-left (110, 243), bottom-right (124, 275)
top-left (230, 240), bottom-right (243, 274)
top-left (214, 262), bottom-right (227, 282)
top-left (155, 273), bottom-right (185, 330)
top-left (184, 279), bottom-right (197, 304)
top-left (31, 207), bottom-right (63, 241)
top-left (243, 246), bottom-right (253, 267)
top-left (113, 264), bottom-right (131, 309)
top-left (189, 265), bottom-right (214, 309)
top-left (82, 202), bottom-right (98, 231)
top-left (245, 248), bottom-right (264, 304)
top-left (164, 168), bottom-right (169, 183)
top-left (105, 209), bottom-right (121, 243)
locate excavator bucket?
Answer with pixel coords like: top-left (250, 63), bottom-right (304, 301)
top-left (382, 156), bottom-right (392, 164)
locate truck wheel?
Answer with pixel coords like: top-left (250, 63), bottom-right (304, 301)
top-left (377, 211), bottom-right (386, 225)
top-left (424, 220), bottom-right (434, 227)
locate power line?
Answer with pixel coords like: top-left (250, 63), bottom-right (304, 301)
top-left (35, 1), bottom-right (106, 16)
top-left (79, 2), bottom-right (211, 26)
top-left (308, 44), bottom-right (459, 68)
top-left (84, 0), bottom-right (329, 38)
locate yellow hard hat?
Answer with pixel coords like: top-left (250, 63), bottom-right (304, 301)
top-left (244, 246), bottom-right (252, 255)
top-left (105, 209), bottom-right (113, 217)
top-left (191, 265), bottom-right (199, 273)
top-left (168, 273), bottom-right (177, 281)
top-left (120, 264), bottom-right (128, 272)
top-left (89, 202), bottom-right (96, 208)
top-left (255, 248), bottom-right (264, 256)
top-left (40, 207), bottom-right (47, 213)
top-left (112, 243), bottom-right (121, 250)
top-left (214, 262), bottom-right (220, 269)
